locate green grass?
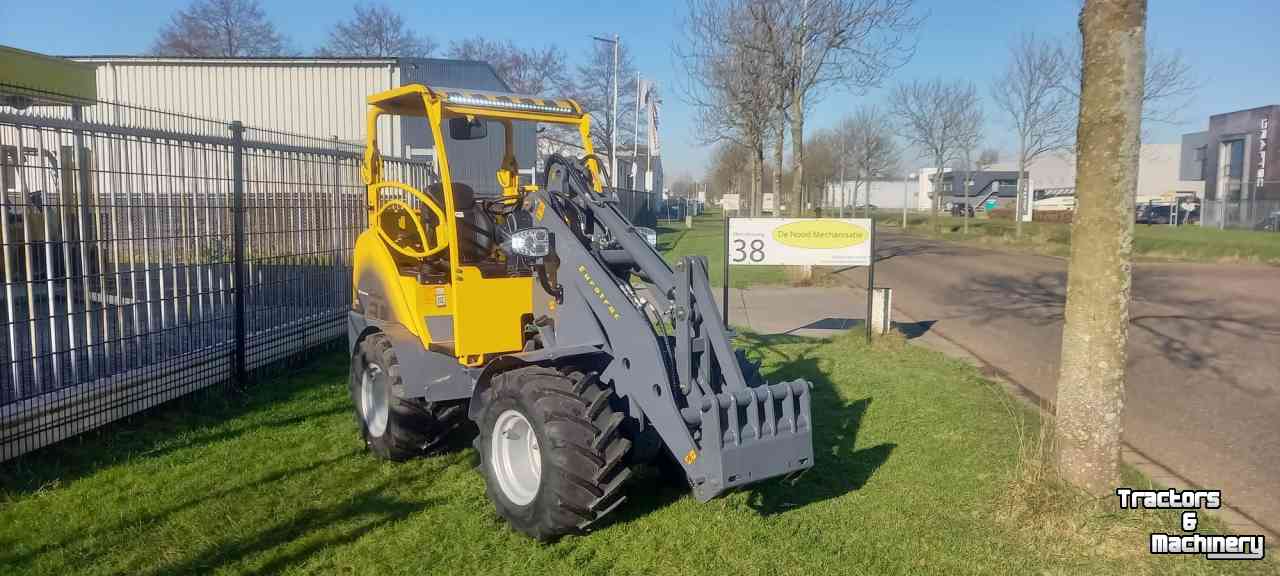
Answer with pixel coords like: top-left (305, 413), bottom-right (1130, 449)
top-left (2, 335), bottom-right (1270, 575)
top-left (875, 212), bottom-right (1280, 264)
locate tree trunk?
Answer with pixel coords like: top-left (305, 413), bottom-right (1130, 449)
top-left (789, 90), bottom-right (805, 217)
top-left (851, 180), bottom-right (858, 218)
top-left (932, 161), bottom-right (944, 232)
top-left (747, 140), bottom-right (757, 218)
top-left (1016, 135), bottom-right (1027, 237)
top-left (774, 112), bottom-right (785, 215)
top-left (1054, 0), bottom-right (1146, 496)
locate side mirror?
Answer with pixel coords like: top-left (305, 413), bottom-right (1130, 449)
top-left (502, 228), bottom-right (552, 258)
top-left (449, 117), bottom-right (488, 141)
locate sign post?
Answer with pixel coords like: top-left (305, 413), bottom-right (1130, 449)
top-left (723, 208), bottom-right (731, 328)
top-left (726, 217), bottom-right (876, 341)
top-left (865, 219), bottom-right (876, 343)
top-left (719, 194), bottom-right (740, 328)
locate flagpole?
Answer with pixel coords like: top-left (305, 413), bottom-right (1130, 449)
top-left (633, 73), bottom-right (641, 189)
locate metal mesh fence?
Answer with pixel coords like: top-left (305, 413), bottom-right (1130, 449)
top-left (0, 84), bottom-right (429, 460)
top-left (1201, 196), bottom-right (1280, 230)
top-left (611, 187), bottom-right (657, 228)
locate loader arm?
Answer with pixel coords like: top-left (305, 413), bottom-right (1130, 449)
top-left (533, 156), bottom-right (814, 500)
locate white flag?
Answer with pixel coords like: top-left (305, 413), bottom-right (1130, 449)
top-left (643, 82), bottom-right (662, 157)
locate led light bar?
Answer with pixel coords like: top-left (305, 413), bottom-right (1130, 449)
top-left (445, 93), bottom-right (576, 116)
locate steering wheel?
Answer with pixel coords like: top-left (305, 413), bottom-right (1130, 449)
top-left (371, 181), bottom-right (448, 258)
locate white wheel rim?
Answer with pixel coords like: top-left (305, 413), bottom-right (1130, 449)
top-left (492, 409), bottom-right (541, 506)
top-left (360, 363), bottom-right (389, 438)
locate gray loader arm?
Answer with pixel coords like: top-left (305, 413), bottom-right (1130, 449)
top-left (526, 156), bottom-right (813, 500)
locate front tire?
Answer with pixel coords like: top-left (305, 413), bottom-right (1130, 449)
top-left (476, 367), bottom-right (632, 540)
top-left (349, 333), bottom-right (467, 461)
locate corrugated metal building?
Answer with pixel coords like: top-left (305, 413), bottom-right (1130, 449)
top-left (71, 56), bottom-right (537, 197)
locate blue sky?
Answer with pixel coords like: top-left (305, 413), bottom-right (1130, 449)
top-left (2, 0), bottom-right (1276, 179)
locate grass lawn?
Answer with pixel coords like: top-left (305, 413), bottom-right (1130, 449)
top-left (2, 334), bottom-right (1270, 575)
top-left (874, 212), bottom-right (1280, 264)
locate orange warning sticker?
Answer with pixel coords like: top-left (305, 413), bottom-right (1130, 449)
top-left (683, 449), bottom-right (698, 465)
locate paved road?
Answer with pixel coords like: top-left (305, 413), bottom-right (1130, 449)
top-left (854, 232), bottom-right (1280, 534)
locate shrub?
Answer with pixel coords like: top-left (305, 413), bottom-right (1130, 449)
top-left (1033, 210), bottom-right (1074, 224)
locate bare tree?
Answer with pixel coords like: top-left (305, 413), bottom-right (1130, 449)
top-left (803, 129), bottom-right (841, 212)
top-left (319, 3), bottom-right (435, 57)
top-left (1055, 0), bottom-right (1146, 496)
top-left (992, 34), bottom-right (1074, 237)
top-left (678, 0), bottom-right (774, 216)
top-left (708, 141), bottom-right (752, 206)
top-left (448, 38), bottom-right (570, 96)
top-left (837, 106), bottom-right (898, 217)
top-left (1061, 35), bottom-right (1197, 128)
top-left (151, 0), bottom-right (289, 57)
top-left (772, 110), bottom-right (786, 215)
top-left (889, 78), bottom-right (982, 230)
top-left (745, 0), bottom-right (919, 217)
top-left (977, 148), bottom-right (999, 170)
top-left (576, 41), bottom-right (637, 178)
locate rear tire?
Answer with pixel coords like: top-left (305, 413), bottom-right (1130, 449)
top-left (350, 333), bottom-right (467, 461)
top-left (476, 366), bottom-right (632, 540)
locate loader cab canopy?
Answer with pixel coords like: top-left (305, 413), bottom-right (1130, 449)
top-left (366, 84), bottom-right (583, 121)
top-left (363, 83), bottom-right (603, 204)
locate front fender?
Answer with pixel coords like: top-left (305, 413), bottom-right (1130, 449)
top-left (467, 344), bottom-right (607, 421)
top-left (349, 311), bottom-right (475, 403)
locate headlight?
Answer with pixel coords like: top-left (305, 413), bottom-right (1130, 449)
top-left (636, 227), bottom-right (657, 247)
top-left (504, 227), bottom-right (552, 257)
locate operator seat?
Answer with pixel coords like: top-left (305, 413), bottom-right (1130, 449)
top-left (424, 182), bottom-right (496, 264)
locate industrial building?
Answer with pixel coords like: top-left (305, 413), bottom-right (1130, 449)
top-left (70, 55), bottom-right (537, 197)
top-left (1181, 105), bottom-right (1276, 201)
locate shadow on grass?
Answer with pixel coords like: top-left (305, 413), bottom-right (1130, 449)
top-left (145, 476), bottom-right (443, 576)
top-left (587, 333), bottom-right (895, 529)
top-left (0, 353), bottom-right (349, 499)
top-left (0, 448), bottom-right (363, 569)
top-left (744, 354), bottom-right (894, 516)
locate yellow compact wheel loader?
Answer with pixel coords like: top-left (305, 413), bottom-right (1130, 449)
top-left (348, 84), bottom-right (814, 540)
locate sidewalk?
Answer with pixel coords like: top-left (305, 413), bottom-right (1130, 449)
top-left (717, 286), bottom-right (869, 337)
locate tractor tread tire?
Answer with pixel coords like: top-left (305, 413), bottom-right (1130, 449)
top-left (476, 366), bottom-right (633, 541)
top-left (350, 333), bottom-right (467, 462)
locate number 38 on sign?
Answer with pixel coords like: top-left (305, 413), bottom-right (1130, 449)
top-left (728, 218), bottom-right (873, 267)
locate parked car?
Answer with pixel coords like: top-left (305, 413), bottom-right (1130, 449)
top-left (1254, 211), bottom-right (1280, 232)
top-left (1136, 203), bottom-right (1197, 225)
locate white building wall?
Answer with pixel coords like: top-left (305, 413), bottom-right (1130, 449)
top-left (992, 144), bottom-right (1204, 201)
top-left (78, 58), bottom-right (402, 154)
top-left (823, 178), bottom-right (921, 210)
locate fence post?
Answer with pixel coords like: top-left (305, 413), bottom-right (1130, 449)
top-left (331, 136), bottom-right (342, 307)
top-left (230, 121), bottom-right (248, 387)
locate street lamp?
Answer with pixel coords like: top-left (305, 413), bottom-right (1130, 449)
top-left (592, 35), bottom-right (620, 187)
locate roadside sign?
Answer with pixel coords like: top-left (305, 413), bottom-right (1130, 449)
top-left (762, 193), bottom-right (776, 212)
top-left (721, 193), bottom-right (740, 211)
top-left (728, 218), bottom-right (873, 266)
